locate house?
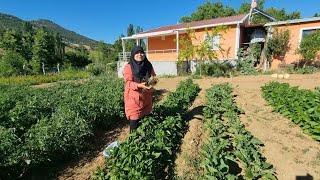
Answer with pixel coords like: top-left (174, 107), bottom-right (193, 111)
top-left (265, 17), bottom-right (320, 68)
top-left (118, 6), bottom-right (320, 76)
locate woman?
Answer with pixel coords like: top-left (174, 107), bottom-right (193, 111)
top-left (123, 45), bottom-right (157, 132)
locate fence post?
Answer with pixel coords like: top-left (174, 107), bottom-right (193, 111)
top-left (57, 63), bottom-right (60, 73)
top-left (42, 62), bottom-right (46, 75)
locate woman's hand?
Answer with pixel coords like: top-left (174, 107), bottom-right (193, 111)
top-left (137, 82), bottom-right (152, 90)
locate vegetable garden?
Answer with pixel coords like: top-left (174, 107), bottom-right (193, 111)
top-left (0, 77), bottom-right (124, 179)
top-left (1, 73), bottom-right (320, 180)
top-left (262, 82), bottom-right (320, 141)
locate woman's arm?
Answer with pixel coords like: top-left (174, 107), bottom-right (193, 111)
top-left (151, 68), bottom-right (156, 77)
top-left (123, 64), bottom-right (150, 90)
top-left (123, 64), bottom-right (139, 91)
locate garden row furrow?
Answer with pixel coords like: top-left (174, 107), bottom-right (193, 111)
top-left (201, 83), bottom-right (276, 179)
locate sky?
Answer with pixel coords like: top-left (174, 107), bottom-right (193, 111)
top-left (0, 0), bottom-right (319, 44)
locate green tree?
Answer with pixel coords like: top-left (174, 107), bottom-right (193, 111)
top-left (0, 50), bottom-right (25, 76)
top-left (126, 24), bottom-right (136, 52)
top-left (53, 33), bottom-right (65, 63)
top-left (238, 2), bottom-right (251, 14)
top-left (179, 16), bottom-right (192, 23)
top-left (262, 29), bottom-right (290, 70)
top-left (0, 30), bottom-right (23, 53)
top-left (299, 30), bottom-right (320, 64)
top-left (177, 28), bottom-right (196, 74)
top-left (180, 1), bottom-right (236, 23)
top-left (31, 28), bottom-right (55, 73)
top-left (21, 31), bottom-right (34, 62)
top-left (65, 46), bottom-right (90, 68)
top-left (266, 8), bottom-right (300, 21)
top-left (180, 0), bottom-right (300, 24)
top-left (314, 13), bottom-right (320, 17)
top-left (22, 21), bottom-right (34, 34)
top-left (88, 41), bottom-right (111, 65)
top-left (113, 35), bottom-right (124, 53)
top-left (178, 26), bottom-right (226, 75)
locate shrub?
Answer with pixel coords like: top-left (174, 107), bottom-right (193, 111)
top-left (299, 30), bottom-right (320, 61)
top-left (195, 62), bottom-right (233, 77)
top-left (0, 85), bottom-right (32, 128)
top-left (0, 126), bottom-right (22, 178)
top-left (8, 88), bottom-right (58, 136)
top-left (24, 108), bottom-right (92, 167)
top-left (0, 51), bottom-right (25, 76)
top-left (235, 45), bottom-right (261, 75)
top-left (236, 56), bottom-right (257, 75)
top-left (0, 70), bottom-right (89, 86)
top-left (65, 50), bottom-right (91, 68)
top-left (285, 65), bottom-right (318, 74)
top-left (266, 29), bottom-right (290, 61)
top-left (87, 63), bottom-right (105, 76)
top-left (0, 77), bottom-right (124, 178)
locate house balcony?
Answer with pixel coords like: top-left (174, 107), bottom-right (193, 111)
top-left (118, 49), bottom-right (178, 61)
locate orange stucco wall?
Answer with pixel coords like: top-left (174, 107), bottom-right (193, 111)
top-left (270, 21), bottom-right (320, 69)
top-left (147, 35), bottom-right (177, 61)
top-left (191, 26), bottom-right (237, 60)
top-left (147, 25), bottom-right (237, 61)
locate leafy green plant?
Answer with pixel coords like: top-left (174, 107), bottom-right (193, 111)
top-left (201, 83), bottom-right (276, 179)
top-left (0, 50), bottom-right (25, 76)
top-left (265, 29), bottom-right (290, 65)
top-left (284, 65), bottom-right (318, 74)
top-left (195, 62), bottom-right (233, 77)
top-left (262, 82), bottom-right (320, 141)
top-left (24, 108), bottom-right (92, 167)
top-left (0, 126), bottom-right (23, 178)
top-left (94, 78), bottom-right (200, 180)
top-left (0, 70), bottom-right (89, 86)
top-left (0, 85), bottom-right (32, 128)
top-left (299, 30), bottom-right (320, 63)
top-left (0, 76), bottom-right (124, 179)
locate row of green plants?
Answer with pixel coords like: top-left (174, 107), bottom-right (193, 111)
top-left (0, 69), bottom-right (89, 86)
top-left (0, 76), bottom-right (124, 179)
top-left (93, 78), bottom-right (200, 179)
top-left (262, 82), bottom-right (320, 141)
top-left (283, 65), bottom-right (319, 74)
top-left (201, 83), bottom-right (276, 179)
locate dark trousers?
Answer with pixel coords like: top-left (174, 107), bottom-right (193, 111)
top-left (129, 119), bottom-right (140, 133)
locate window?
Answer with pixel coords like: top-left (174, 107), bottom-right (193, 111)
top-left (301, 28), bottom-right (320, 40)
top-left (302, 29), bottom-right (317, 38)
top-left (205, 35), bottom-right (220, 50)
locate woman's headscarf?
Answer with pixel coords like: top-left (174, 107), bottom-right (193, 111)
top-left (129, 45), bottom-right (153, 83)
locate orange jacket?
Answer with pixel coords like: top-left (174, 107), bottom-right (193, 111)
top-left (123, 63), bottom-right (156, 120)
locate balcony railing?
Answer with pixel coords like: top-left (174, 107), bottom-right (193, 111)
top-left (118, 49), bottom-right (177, 61)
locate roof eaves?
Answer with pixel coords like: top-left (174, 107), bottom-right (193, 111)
top-left (121, 30), bottom-right (176, 40)
top-left (176, 20), bottom-right (242, 31)
top-left (265, 17), bottom-right (320, 26)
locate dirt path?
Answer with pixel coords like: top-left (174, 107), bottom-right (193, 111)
top-left (162, 73), bottom-right (320, 180)
top-left (231, 76), bottom-right (320, 180)
top-left (174, 102), bottom-right (205, 179)
top-left (57, 124), bottom-right (129, 180)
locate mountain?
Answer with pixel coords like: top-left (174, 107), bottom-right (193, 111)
top-left (0, 12), bottom-right (99, 47)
